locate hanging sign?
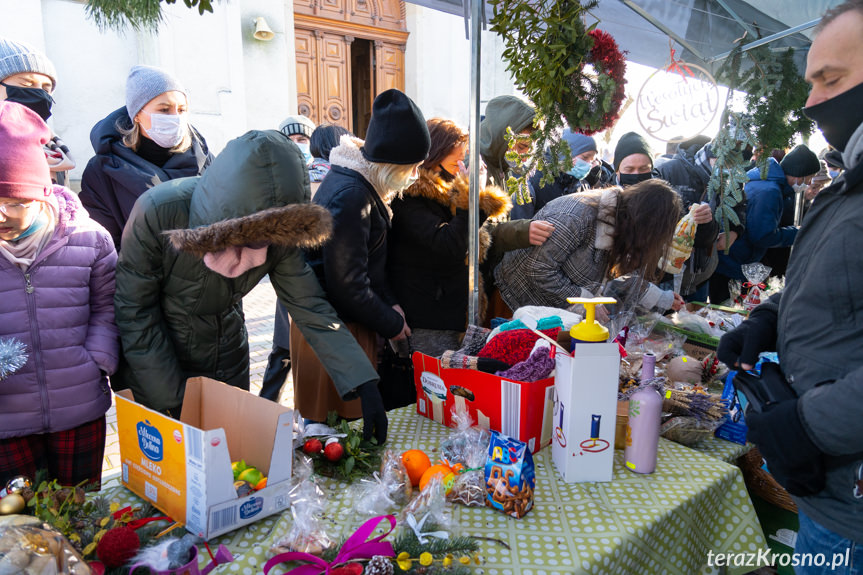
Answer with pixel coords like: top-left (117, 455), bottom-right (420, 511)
top-left (635, 60), bottom-right (720, 143)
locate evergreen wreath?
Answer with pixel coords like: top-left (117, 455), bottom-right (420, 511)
top-left (490, 0), bottom-right (626, 200)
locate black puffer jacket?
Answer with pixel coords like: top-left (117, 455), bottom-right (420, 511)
top-left (306, 137), bottom-right (404, 339)
top-left (389, 169), bottom-right (510, 330)
top-left (80, 107), bottom-right (212, 249)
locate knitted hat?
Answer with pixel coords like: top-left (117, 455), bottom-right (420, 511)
top-left (561, 129), bottom-right (597, 158)
top-left (613, 132), bottom-right (653, 170)
top-left (0, 37), bottom-right (56, 88)
top-left (361, 89), bottom-right (430, 165)
top-left (780, 144), bottom-right (820, 177)
top-left (678, 134), bottom-right (711, 154)
top-left (0, 101), bottom-right (53, 200)
top-left (811, 160), bottom-right (831, 183)
top-left (125, 65), bottom-right (186, 121)
top-left (278, 114), bottom-right (316, 139)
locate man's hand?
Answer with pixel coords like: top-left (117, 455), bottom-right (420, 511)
top-left (355, 381), bottom-right (388, 443)
top-left (746, 399), bottom-right (825, 496)
top-left (528, 220), bottom-right (554, 245)
top-left (717, 305), bottom-right (778, 370)
top-left (691, 203), bottom-right (713, 225)
top-left (715, 230), bottom-right (738, 251)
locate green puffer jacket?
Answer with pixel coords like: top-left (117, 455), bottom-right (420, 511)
top-left (113, 130), bottom-right (379, 412)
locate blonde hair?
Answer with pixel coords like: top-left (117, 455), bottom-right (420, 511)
top-left (365, 162), bottom-right (418, 202)
top-left (117, 118), bottom-right (193, 154)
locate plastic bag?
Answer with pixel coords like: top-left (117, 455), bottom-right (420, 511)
top-left (439, 407), bottom-right (490, 507)
top-left (273, 455), bottom-right (333, 555)
top-left (0, 515), bottom-right (92, 574)
top-left (740, 263), bottom-right (771, 311)
top-left (351, 450), bottom-right (412, 516)
top-left (660, 204), bottom-right (699, 274)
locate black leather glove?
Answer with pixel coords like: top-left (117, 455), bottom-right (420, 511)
top-left (746, 399), bottom-right (825, 496)
top-left (356, 380), bottom-right (388, 444)
top-left (584, 165), bottom-right (602, 187)
top-left (717, 305), bottom-right (778, 369)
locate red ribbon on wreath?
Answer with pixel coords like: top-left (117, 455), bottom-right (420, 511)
top-left (263, 515), bottom-right (396, 575)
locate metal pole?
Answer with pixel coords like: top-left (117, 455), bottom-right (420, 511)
top-left (708, 19), bottom-right (821, 63)
top-left (467, 0), bottom-right (482, 325)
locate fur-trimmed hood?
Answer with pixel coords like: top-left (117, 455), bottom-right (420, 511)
top-left (594, 186), bottom-right (620, 251)
top-left (403, 168), bottom-right (511, 220)
top-left (164, 129), bottom-right (332, 256)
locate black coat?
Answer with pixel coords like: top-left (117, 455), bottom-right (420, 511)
top-left (306, 140), bottom-right (404, 339)
top-left (80, 107), bottom-right (212, 249)
top-left (388, 169), bottom-right (510, 331)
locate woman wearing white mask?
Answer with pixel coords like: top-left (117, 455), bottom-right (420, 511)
top-left (80, 65), bottom-right (213, 249)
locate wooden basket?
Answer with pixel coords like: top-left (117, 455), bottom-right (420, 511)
top-left (738, 446), bottom-right (798, 513)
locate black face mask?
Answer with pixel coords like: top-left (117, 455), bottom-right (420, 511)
top-left (1, 82), bottom-right (54, 121)
top-left (804, 81), bottom-right (863, 153)
top-left (618, 172), bottom-right (653, 187)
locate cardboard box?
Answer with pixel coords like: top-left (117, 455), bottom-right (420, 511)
top-left (115, 378), bottom-right (294, 539)
top-left (412, 352), bottom-right (555, 454)
top-left (552, 342), bottom-right (620, 483)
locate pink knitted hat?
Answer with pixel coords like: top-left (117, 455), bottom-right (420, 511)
top-left (0, 101), bottom-right (52, 200)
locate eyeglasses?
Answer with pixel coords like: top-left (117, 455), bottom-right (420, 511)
top-left (0, 202), bottom-right (35, 217)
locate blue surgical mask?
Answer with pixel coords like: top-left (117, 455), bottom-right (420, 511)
top-left (297, 142), bottom-right (313, 166)
top-left (567, 158), bottom-right (592, 180)
top-left (828, 168), bottom-right (840, 179)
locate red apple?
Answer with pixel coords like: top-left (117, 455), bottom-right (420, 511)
top-left (324, 441), bottom-right (344, 462)
top-left (303, 438), bottom-right (323, 455)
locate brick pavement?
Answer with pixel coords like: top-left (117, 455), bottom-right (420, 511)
top-left (102, 277), bottom-right (283, 484)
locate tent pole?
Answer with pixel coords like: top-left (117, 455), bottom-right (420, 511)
top-left (707, 19), bottom-right (820, 63)
top-left (467, 0), bottom-right (482, 325)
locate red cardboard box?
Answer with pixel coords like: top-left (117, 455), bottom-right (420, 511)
top-left (412, 352), bottom-right (555, 453)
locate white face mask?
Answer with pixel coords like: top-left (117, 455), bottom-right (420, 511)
top-left (297, 142), bottom-right (313, 165)
top-left (143, 112), bottom-right (187, 149)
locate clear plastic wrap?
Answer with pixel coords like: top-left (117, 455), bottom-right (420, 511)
top-left (740, 263), bottom-right (772, 311)
top-left (350, 449), bottom-right (414, 516)
top-left (0, 515), bottom-right (92, 574)
top-left (439, 407), bottom-right (491, 507)
top-left (272, 455), bottom-right (333, 556)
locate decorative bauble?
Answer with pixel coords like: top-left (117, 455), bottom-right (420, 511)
top-left (0, 492), bottom-right (25, 514)
top-left (96, 526), bottom-right (141, 568)
top-left (4, 475), bottom-right (32, 495)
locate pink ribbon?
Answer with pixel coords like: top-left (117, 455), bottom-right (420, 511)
top-left (264, 515), bottom-right (397, 575)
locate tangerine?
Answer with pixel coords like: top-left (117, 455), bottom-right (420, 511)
top-left (419, 463), bottom-right (454, 493)
top-left (401, 449), bottom-right (431, 487)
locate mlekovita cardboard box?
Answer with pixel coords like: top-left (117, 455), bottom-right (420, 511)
top-left (412, 352), bottom-right (555, 453)
top-left (115, 377), bottom-right (294, 539)
top-left (552, 342), bottom-right (621, 483)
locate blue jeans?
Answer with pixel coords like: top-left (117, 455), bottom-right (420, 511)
top-left (794, 511), bottom-right (862, 574)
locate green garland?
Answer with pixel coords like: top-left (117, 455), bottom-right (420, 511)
top-left (85, 0), bottom-right (214, 31)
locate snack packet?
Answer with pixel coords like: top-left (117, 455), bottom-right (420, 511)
top-left (273, 455), bottom-right (332, 555)
top-left (740, 263), bottom-right (771, 311)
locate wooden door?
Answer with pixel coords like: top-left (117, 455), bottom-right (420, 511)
top-left (294, 28), bottom-right (319, 123)
top-left (375, 40), bottom-right (405, 93)
top-left (318, 32), bottom-right (352, 128)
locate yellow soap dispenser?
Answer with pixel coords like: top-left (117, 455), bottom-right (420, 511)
top-left (566, 296), bottom-right (617, 346)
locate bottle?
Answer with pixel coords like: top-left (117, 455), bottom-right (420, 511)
top-left (641, 352), bottom-right (656, 382)
top-left (624, 383), bottom-right (662, 474)
top-left (566, 296), bottom-right (618, 351)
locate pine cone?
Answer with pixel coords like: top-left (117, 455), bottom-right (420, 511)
top-left (364, 555), bottom-right (394, 575)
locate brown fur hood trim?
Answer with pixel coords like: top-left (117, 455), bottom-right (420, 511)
top-left (403, 168), bottom-right (512, 220)
top-left (165, 203), bottom-right (333, 257)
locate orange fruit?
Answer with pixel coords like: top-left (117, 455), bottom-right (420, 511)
top-left (419, 463), bottom-right (454, 493)
top-left (401, 449), bottom-right (431, 487)
top-left (254, 477), bottom-right (268, 491)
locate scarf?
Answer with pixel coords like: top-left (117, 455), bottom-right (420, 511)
top-left (0, 201), bottom-right (58, 271)
top-left (203, 245), bottom-right (268, 278)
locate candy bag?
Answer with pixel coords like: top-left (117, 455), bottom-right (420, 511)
top-left (272, 455), bottom-right (333, 555)
top-left (740, 263), bottom-right (771, 311)
top-left (660, 204), bottom-right (699, 274)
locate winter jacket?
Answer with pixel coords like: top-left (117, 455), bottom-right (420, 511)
top-left (79, 107), bottom-right (213, 249)
top-left (0, 187), bottom-right (118, 439)
top-left (479, 96), bottom-right (535, 188)
top-left (511, 160), bottom-right (617, 220)
top-left (388, 168), bottom-right (510, 330)
top-left (763, 135), bottom-right (863, 543)
top-left (715, 158), bottom-right (798, 280)
top-left (306, 137), bottom-right (405, 339)
top-left (113, 130), bottom-right (379, 413)
top-left (494, 189), bottom-right (673, 312)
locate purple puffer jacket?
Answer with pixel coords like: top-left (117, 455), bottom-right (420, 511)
top-left (0, 186), bottom-right (118, 439)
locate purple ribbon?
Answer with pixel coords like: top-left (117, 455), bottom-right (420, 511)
top-left (263, 515), bottom-right (397, 575)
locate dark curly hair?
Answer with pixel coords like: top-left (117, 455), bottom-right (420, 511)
top-left (310, 124), bottom-right (351, 161)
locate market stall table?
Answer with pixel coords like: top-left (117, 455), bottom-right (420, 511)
top-left (101, 406), bottom-right (765, 575)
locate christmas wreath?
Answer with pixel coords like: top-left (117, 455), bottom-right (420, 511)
top-left (490, 0), bottom-right (626, 196)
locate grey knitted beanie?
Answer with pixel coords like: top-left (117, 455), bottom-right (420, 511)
top-left (278, 115), bottom-right (316, 139)
top-left (125, 65), bottom-right (186, 121)
top-left (0, 37), bottom-right (56, 88)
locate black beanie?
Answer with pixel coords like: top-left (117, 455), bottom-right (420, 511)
top-left (361, 89), bottom-right (430, 165)
top-left (614, 132), bottom-right (653, 170)
top-left (780, 144), bottom-right (821, 177)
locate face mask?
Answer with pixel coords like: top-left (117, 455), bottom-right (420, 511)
top-left (403, 173), bottom-right (419, 189)
top-left (804, 81), bottom-right (863, 153)
top-left (567, 158), bottom-right (593, 180)
top-left (297, 142), bottom-right (313, 165)
top-left (828, 169), bottom-right (840, 179)
top-left (1, 82), bottom-right (54, 121)
top-left (143, 112), bottom-right (187, 149)
top-left (618, 172), bottom-right (653, 187)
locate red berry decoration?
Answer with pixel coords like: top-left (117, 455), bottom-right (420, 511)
top-left (303, 438), bottom-right (323, 455)
top-left (96, 526), bottom-right (141, 568)
top-left (324, 441), bottom-right (344, 462)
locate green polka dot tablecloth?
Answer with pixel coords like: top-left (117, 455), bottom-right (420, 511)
top-left (101, 407), bottom-right (764, 575)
